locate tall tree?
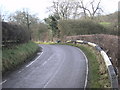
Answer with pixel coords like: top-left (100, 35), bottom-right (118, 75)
top-left (44, 14), bottom-right (60, 39)
top-left (9, 9), bottom-right (39, 40)
top-left (79, 0), bottom-right (103, 19)
top-left (31, 22), bottom-right (49, 41)
top-left (48, 0), bottom-right (103, 19)
top-left (48, 0), bottom-right (75, 20)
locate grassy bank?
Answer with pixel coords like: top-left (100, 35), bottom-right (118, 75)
top-left (2, 42), bottom-right (40, 73)
top-left (77, 45), bottom-right (110, 88)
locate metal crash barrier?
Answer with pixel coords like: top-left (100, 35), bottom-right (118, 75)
top-left (66, 40), bottom-right (118, 89)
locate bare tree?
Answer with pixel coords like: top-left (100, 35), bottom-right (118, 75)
top-left (48, 0), bottom-right (103, 20)
top-left (72, 1), bottom-right (80, 19)
top-left (79, 0), bottom-right (103, 19)
top-left (49, 0), bottom-right (75, 20)
top-left (52, 1), bottom-right (59, 16)
top-left (9, 9), bottom-right (39, 40)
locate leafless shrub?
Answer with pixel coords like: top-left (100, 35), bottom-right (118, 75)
top-left (66, 34), bottom-right (119, 80)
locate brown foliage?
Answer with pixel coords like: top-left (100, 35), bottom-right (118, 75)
top-left (2, 22), bottom-right (30, 47)
top-left (66, 34), bottom-right (119, 83)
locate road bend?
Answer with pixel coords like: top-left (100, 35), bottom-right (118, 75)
top-left (2, 45), bottom-right (88, 88)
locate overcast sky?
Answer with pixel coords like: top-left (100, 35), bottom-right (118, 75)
top-left (0, 0), bottom-right (119, 20)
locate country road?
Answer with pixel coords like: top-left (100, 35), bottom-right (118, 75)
top-left (2, 45), bottom-right (88, 88)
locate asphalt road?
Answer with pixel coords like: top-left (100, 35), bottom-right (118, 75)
top-left (2, 45), bottom-right (88, 88)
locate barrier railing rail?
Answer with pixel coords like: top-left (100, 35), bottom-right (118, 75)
top-left (66, 40), bottom-right (118, 89)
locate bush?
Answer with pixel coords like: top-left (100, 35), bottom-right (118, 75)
top-left (66, 34), bottom-right (118, 78)
top-left (2, 22), bottom-right (31, 47)
top-left (58, 19), bottom-right (108, 36)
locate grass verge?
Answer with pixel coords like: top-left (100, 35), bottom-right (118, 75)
top-left (2, 41), bottom-right (40, 74)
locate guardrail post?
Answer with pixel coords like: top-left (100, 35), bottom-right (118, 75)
top-left (108, 65), bottom-right (118, 89)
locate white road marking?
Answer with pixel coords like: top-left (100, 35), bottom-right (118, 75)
top-left (18, 71), bottom-right (22, 73)
top-left (42, 54), bottom-right (55, 66)
top-left (0, 80), bottom-right (7, 85)
top-left (77, 48), bottom-right (88, 89)
top-left (37, 52), bottom-right (41, 55)
top-left (26, 52), bottom-right (43, 67)
top-left (43, 54), bottom-right (65, 88)
top-left (42, 61), bottom-right (47, 66)
top-left (18, 69), bottom-right (24, 73)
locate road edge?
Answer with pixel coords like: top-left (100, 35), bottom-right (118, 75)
top-left (77, 48), bottom-right (89, 89)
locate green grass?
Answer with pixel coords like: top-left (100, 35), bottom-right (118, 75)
top-left (81, 45), bottom-right (101, 87)
top-left (2, 41), bottom-right (39, 73)
top-left (99, 22), bottom-right (111, 26)
top-left (78, 45), bottom-right (100, 87)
